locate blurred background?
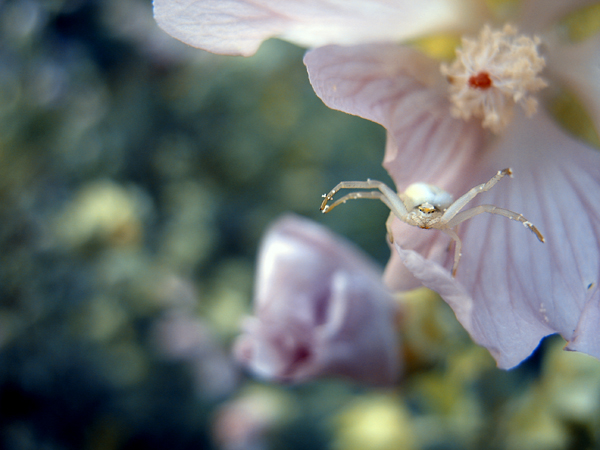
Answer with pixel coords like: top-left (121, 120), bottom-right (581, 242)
top-left (1, 0), bottom-right (600, 449)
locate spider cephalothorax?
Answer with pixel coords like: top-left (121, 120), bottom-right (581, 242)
top-left (320, 168), bottom-right (544, 276)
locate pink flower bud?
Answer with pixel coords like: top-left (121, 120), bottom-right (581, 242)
top-left (234, 215), bottom-right (401, 385)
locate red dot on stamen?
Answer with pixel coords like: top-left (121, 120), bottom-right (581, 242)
top-left (468, 72), bottom-right (493, 89)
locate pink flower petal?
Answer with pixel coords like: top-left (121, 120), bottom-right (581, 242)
top-left (465, 110), bottom-right (600, 358)
top-left (393, 243), bottom-right (551, 369)
top-left (383, 217), bottom-right (452, 291)
top-left (391, 109), bottom-right (600, 368)
top-left (235, 214), bottom-right (401, 385)
top-left (304, 44), bottom-right (486, 190)
top-left (154, 0), bottom-right (480, 56)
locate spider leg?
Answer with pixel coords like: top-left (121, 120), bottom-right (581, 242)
top-left (447, 223), bottom-right (460, 251)
top-left (446, 204), bottom-right (545, 242)
top-left (320, 180), bottom-right (409, 220)
top-left (441, 228), bottom-right (462, 277)
top-left (441, 168), bottom-right (512, 223)
top-left (320, 191), bottom-right (394, 212)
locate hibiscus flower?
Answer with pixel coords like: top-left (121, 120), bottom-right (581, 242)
top-left (153, 0), bottom-right (600, 369)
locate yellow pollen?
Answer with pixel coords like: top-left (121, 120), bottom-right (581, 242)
top-left (441, 24), bottom-right (547, 133)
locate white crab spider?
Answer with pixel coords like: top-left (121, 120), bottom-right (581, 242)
top-left (320, 168), bottom-right (545, 277)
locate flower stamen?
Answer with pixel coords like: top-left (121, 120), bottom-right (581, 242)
top-left (442, 24), bottom-right (547, 133)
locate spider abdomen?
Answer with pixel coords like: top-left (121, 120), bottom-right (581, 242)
top-left (401, 183), bottom-right (453, 211)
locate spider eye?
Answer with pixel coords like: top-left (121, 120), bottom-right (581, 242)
top-left (418, 204), bottom-right (436, 214)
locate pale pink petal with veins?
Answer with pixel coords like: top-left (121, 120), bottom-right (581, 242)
top-left (153, 0), bottom-right (482, 56)
top-left (393, 243), bottom-right (552, 369)
top-left (234, 214), bottom-right (401, 385)
top-left (396, 110), bottom-right (600, 368)
top-left (459, 110), bottom-right (600, 356)
top-left (304, 43), bottom-right (486, 197)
